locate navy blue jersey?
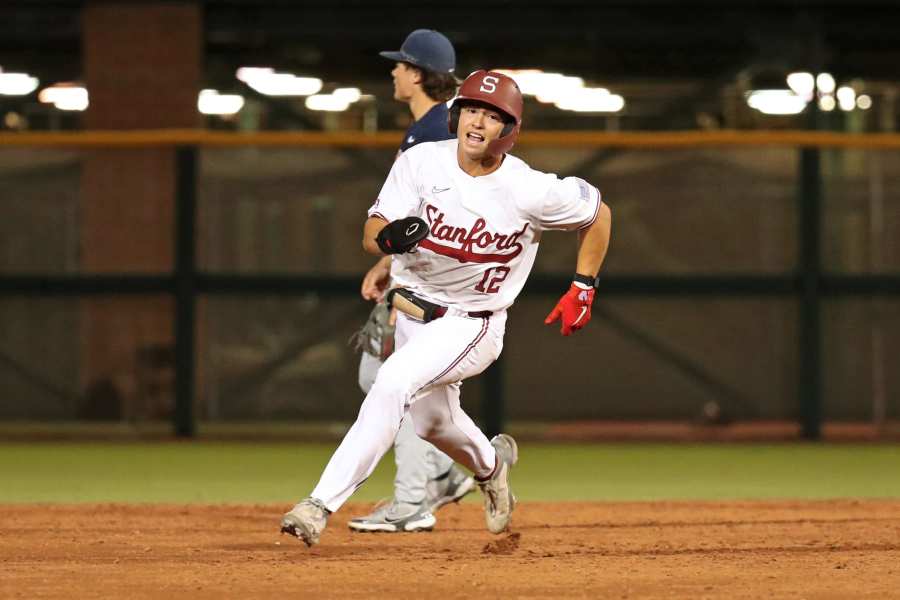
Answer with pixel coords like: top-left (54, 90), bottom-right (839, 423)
top-left (398, 102), bottom-right (453, 153)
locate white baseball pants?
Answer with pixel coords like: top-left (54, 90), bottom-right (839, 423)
top-left (311, 310), bottom-right (506, 512)
top-left (358, 352), bottom-right (454, 504)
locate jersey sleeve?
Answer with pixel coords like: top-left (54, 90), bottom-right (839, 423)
top-left (367, 150), bottom-right (421, 222)
top-left (537, 176), bottom-right (603, 231)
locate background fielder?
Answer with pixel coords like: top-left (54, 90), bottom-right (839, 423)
top-left (349, 29), bottom-right (475, 534)
top-left (281, 70), bottom-right (612, 546)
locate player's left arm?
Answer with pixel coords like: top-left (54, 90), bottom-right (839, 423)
top-left (545, 201), bottom-right (612, 336)
top-left (575, 202), bottom-right (612, 278)
top-left (362, 215), bottom-right (429, 256)
top-left (364, 148), bottom-right (430, 256)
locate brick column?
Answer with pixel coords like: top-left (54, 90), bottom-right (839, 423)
top-left (79, 1), bottom-right (201, 421)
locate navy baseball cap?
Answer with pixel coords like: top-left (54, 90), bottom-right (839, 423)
top-left (379, 29), bottom-right (456, 74)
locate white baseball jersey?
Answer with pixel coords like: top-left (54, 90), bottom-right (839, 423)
top-left (368, 139), bottom-right (602, 313)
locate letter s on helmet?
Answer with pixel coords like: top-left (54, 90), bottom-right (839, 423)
top-left (449, 70), bottom-right (524, 156)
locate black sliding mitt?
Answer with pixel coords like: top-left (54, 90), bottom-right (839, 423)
top-left (375, 216), bottom-right (429, 254)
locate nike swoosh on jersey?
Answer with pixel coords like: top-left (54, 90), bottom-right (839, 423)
top-left (432, 186), bottom-right (451, 193)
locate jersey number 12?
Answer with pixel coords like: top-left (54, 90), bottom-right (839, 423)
top-left (474, 266), bottom-right (510, 294)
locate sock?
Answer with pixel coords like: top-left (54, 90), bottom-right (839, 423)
top-left (474, 455), bottom-right (499, 483)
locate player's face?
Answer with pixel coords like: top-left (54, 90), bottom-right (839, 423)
top-left (457, 104), bottom-right (507, 159)
top-left (391, 62), bottom-right (420, 102)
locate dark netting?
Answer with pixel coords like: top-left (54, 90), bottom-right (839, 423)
top-left (823, 299), bottom-right (900, 421)
top-left (0, 149), bottom-right (81, 274)
top-left (502, 296), bottom-right (798, 421)
top-left (0, 296), bottom-right (173, 421)
top-left (822, 149), bottom-right (900, 273)
top-left (199, 295), bottom-right (369, 421)
top-left (197, 146), bottom-right (802, 275)
top-left (516, 147), bottom-right (799, 274)
top-left (1, 143), bottom-right (898, 428)
top-left (199, 146), bottom-right (392, 275)
top-left (198, 293), bottom-right (494, 423)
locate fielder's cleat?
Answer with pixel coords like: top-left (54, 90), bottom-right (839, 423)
top-left (478, 433), bottom-right (518, 534)
top-left (347, 498), bottom-right (436, 533)
top-left (280, 497), bottom-right (329, 547)
top-left (426, 464), bottom-right (476, 513)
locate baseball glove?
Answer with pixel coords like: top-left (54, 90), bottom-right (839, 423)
top-left (348, 302), bottom-right (395, 361)
top-left (375, 216), bottom-right (429, 254)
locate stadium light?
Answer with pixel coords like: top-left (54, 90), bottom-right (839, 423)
top-left (304, 86), bottom-right (369, 112)
top-left (305, 94), bottom-right (350, 112)
top-left (493, 69), bottom-right (549, 95)
top-left (786, 72), bottom-right (815, 100)
top-left (536, 78), bottom-right (593, 104)
top-left (38, 84), bottom-right (88, 111)
top-left (746, 90), bottom-right (807, 115)
top-left (495, 69), bottom-right (585, 102)
top-left (816, 73), bottom-right (836, 95)
top-left (0, 72), bottom-right (39, 96)
top-left (818, 94), bottom-right (836, 112)
top-left (236, 66), bottom-right (322, 96)
top-left (332, 87), bottom-right (361, 103)
top-left (495, 68), bottom-right (624, 113)
top-left (836, 86), bottom-right (856, 112)
top-left (555, 88), bottom-right (625, 113)
top-left (197, 89), bottom-right (244, 115)
top-left (236, 67), bottom-right (273, 82)
top-left (856, 94), bottom-right (872, 110)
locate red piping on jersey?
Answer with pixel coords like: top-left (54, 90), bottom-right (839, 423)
top-left (417, 238), bottom-right (522, 264)
top-left (420, 316), bottom-right (490, 390)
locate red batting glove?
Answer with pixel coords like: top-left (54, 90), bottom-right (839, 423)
top-left (544, 282), bottom-right (595, 336)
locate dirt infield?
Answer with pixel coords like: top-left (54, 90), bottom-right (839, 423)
top-left (3, 500), bottom-right (900, 599)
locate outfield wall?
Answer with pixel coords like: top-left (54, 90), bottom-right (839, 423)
top-left (1, 132), bottom-right (898, 428)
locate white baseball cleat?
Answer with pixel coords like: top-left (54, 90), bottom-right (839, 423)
top-left (280, 497), bottom-right (329, 547)
top-left (478, 433), bottom-right (518, 534)
top-left (426, 464), bottom-right (476, 513)
top-left (348, 498), bottom-right (436, 533)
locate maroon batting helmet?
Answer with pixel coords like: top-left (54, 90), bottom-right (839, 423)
top-left (449, 70), bottom-right (523, 156)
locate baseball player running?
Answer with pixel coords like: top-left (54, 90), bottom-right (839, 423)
top-left (349, 29), bottom-right (476, 534)
top-left (282, 70), bottom-right (612, 546)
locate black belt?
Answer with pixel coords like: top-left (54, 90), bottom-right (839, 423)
top-left (387, 288), bottom-right (492, 323)
top-left (433, 307), bottom-right (494, 320)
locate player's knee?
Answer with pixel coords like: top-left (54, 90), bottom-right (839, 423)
top-left (358, 390), bottom-right (404, 428)
top-left (411, 413), bottom-right (446, 442)
top-left (365, 365), bottom-right (413, 416)
top-left (370, 361), bottom-right (411, 397)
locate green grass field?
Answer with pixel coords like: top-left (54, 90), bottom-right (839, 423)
top-left (3, 442), bottom-right (900, 503)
